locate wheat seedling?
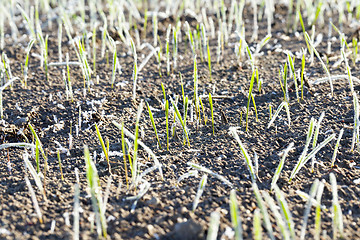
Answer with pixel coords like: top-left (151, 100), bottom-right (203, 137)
top-left (351, 92), bottom-right (360, 152)
top-left (165, 100), bottom-right (169, 150)
top-left (73, 183), bottom-right (80, 240)
top-left (209, 93), bottom-right (214, 134)
top-left (229, 127), bottom-right (256, 182)
top-left (267, 101), bottom-right (291, 129)
top-left (28, 123), bottom-right (47, 172)
top-left (262, 191), bottom-right (290, 239)
top-left (166, 25), bottom-right (171, 76)
top-left (300, 179), bottom-right (320, 240)
top-left (271, 142), bottom-right (294, 190)
top-left (314, 180), bottom-right (325, 240)
top-left (25, 176), bottom-right (43, 224)
top-left (120, 121), bottom-right (129, 189)
top-left (23, 39), bottom-right (36, 88)
top-left (252, 183), bottom-right (275, 240)
top-left (187, 162), bottom-right (233, 187)
top-left (84, 145), bottom-right (107, 238)
top-left (245, 70), bottom-right (258, 131)
top-left (207, 211), bottom-right (220, 240)
top-left (146, 101), bottom-right (162, 149)
top-left (24, 151), bottom-right (46, 201)
top-left (289, 131), bottom-right (335, 182)
top-left (273, 185), bottom-right (296, 240)
top-left (330, 173), bottom-right (344, 239)
top-left (305, 32), bottom-right (333, 96)
top-left (331, 129), bottom-right (344, 167)
top-left (130, 39), bottom-right (138, 101)
top-left (193, 174), bottom-right (208, 212)
top-left (113, 119), bottom-right (164, 183)
top-left (230, 189), bottom-right (243, 240)
top-left (301, 49), bottom-right (306, 100)
top-left (170, 98), bottom-right (190, 147)
top-left (95, 123), bottom-right (111, 174)
top-left (311, 112), bottom-right (325, 173)
top-left (253, 208), bottom-right (262, 240)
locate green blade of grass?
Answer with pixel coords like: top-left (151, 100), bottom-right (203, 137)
top-left (252, 183), bottom-right (275, 240)
top-left (271, 142), bottom-right (294, 190)
top-left (170, 98), bottom-right (190, 147)
top-left (209, 93), bottom-right (214, 134)
top-left (229, 127), bottom-right (256, 182)
top-left (146, 101), bottom-right (162, 149)
top-left (230, 189), bottom-right (243, 240)
top-left (331, 129), bottom-right (344, 168)
top-left (95, 123), bottom-right (111, 174)
top-left (273, 185), bottom-right (296, 240)
top-left (193, 174), bottom-right (208, 212)
top-left (246, 70), bottom-right (256, 131)
top-left (207, 211), bottom-right (220, 240)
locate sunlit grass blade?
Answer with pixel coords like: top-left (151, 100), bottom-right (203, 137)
top-left (84, 145), bottom-right (107, 238)
top-left (330, 173), bottom-right (344, 239)
top-left (253, 208), bottom-right (262, 240)
top-left (25, 176), bottom-right (43, 224)
top-left (165, 100), bottom-right (169, 150)
top-left (311, 112), bottom-right (325, 173)
top-left (331, 129), bottom-right (344, 168)
top-left (28, 123), bottom-right (47, 167)
top-left (304, 32), bottom-right (333, 96)
top-left (146, 102), bottom-right (162, 149)
top-left (187, 162), bottom-right (233, 187)
top-left (262, 191), bottom-right (290, 240)
top-left (177, 170), bottom-right (198, 184)
top-left (290, 133), bottom-right (335, 182)
top-left (209, 93), bottom-right (214, 134)
top-left (132, 101), bottom-right (143, 183)
top-left (230, 189), bottom-right (243, 240)
top-left (207, 211), bottom-right (220, 240)
top-left (193, 174), bottom-right (208, 212)
top-left (229, 127), bottom-right (256, 181)
top-left (267, 101), bottom-right (291, 129)
top-left (170, 98), bottom-right (190, 147)
top-left (314, 180), bottom-right (325, 240)
top-left (113, 119), bottom-right (164, 182)
top-left (95, 123), bottom-right (111, 174)
top-left (120, 121), bottom-right (129, 189)
top-left (24, 39), bottom-right (36, 88)
top-left (273, 185), bottom-right (296, 240)
top-left (271, 142), bottom-right (294, 190)
top-left (246, 70), bottom-right (256, 131)
top-left (300, 179), bottom-right (319, 240)
top-left (252, 183), bottom-right (275, 240)
top-left (73, 183), bottom-right (80, 240)
top-left (23, 151), bottom-right (46, 201)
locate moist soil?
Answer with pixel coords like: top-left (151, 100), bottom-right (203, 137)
top-left (1, 2), bottom-right (360, 240)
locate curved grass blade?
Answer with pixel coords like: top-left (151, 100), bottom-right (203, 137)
top-left (193, 174), bottom-right (208, 212)
top-left (271, 142), bottom-right (294, 190)
top-left (146, 101), bottom-right (162, 149)
top-left (230, 189), bottom-right (243, 240)
top-left (229, 127), bottom-right (256, 182)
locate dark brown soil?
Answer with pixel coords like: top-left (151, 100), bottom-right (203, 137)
top-left (1, 1), bottom-right (360, 240)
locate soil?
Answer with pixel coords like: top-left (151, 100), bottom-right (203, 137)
top-left (1, 1), bottom-right (360, 240)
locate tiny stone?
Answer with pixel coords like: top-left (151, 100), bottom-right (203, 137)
top-left (14, 117), bottom-right (28, 126)
top-left (179, 206), bottom-right (187, 214)
top-left (147, 224), bottom-right (155, 236)
top-left (147, 197), bottom-right (160, 206)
